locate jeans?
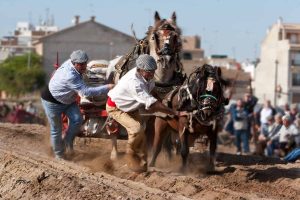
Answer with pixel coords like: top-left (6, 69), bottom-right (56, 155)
top-left (267, 140), bottom-right (279, 156)
top-left (284, 147), bottom-right (300, 162)
top-left (235, 129), bottom-right (250, 153)
top-left (261, 123), bottom-right (269, 137)
top-left (41, 98), bottom-right (82, 157)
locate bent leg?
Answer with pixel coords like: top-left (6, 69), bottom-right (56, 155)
top-left (107, 105), bottom-right (147, 172)
top-left (64, 103), bottom-right (83, 150)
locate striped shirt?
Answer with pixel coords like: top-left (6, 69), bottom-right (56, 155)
top-left (49, 59), bottom-right (110, 104)
top-left (108, 67), bottom-right (157, 112)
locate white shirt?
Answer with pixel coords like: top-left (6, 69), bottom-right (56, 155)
top-left (278, 124), bottom-right (298, 143)
top-left (260, 107), bottom-right (273, 124)
top-left (108, 68), bottom-right (157, 112)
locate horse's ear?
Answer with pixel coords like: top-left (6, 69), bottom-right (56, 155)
top-left (171, 12), bottom-right (177, 24)
top-left (154, 11), bottom-right (161, 23)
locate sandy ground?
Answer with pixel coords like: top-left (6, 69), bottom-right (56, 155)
top-left (0, 123), bottom-right (299, 200)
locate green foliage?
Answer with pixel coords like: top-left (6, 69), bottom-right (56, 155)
top-left (0, 53), bottom-right (46, 95)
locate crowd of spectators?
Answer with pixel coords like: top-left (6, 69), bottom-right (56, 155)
top-left (0, 100), bottom-right (41, 124)
top-left (221, 93), bottom-right (300, 162)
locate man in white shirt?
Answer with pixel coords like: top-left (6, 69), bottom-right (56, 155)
top-left (260, 100), bottom-right (276, 136)
top-left (277, 114), bottom-right (298, 156)
top-left (106, 54), bottom-right (178, 172)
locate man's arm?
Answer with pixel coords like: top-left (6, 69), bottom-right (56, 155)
top-left (148, 101), bottom-right (177, 116)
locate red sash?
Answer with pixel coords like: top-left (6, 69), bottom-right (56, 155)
top-left (107, 96), bottom-right (116, 107)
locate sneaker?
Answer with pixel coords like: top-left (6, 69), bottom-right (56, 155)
top-left (236, 151), bottom-right (241, 155)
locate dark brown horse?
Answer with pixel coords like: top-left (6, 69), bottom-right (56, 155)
top-left (149, 64), bottom-right (229, 172)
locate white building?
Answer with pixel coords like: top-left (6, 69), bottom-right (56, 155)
top-left (0, 20), bottom-right (59, 62)
top-left (255, 18), bottom-right (300, 106)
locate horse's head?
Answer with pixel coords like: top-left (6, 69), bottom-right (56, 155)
top-left (189, 64), bottom-right (229, 122)
top-left (146, 11), bottom-right (182, 68)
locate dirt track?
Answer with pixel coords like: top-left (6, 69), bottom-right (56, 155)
top-left (0, 123), bottom-right (299, 200)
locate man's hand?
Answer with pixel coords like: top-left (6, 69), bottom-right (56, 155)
top-left (176, 111), bottom-right (189, 117)
top-left (107, 84), bottom-right (115, 90)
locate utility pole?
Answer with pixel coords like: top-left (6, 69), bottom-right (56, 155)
top-left (274, 59), bottom-right (279, 106)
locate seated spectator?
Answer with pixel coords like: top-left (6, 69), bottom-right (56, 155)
top-left (0, 100), bottom-right (10, 122)
top-left (26, 101), bottom-right (37, 116)
top-left (289, 104), bottom-right (298, 122)
top-left (266, 113), bottom-right (283, 156)
top-left (277, 115), bottom-right (298, 156)
top-left (293, 113), bottom-right (300, 147)
top-left (255, 115), bottom-right (275, 156)
top-left (283, 147), bottom-right (300, 163)
top-left (6, 102), bottom-right (33, 124)
top-left (260, 100), bottom-right (276, 137)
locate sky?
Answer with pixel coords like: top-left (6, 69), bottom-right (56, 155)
top-left (1, 0), bottom-right (300, 62)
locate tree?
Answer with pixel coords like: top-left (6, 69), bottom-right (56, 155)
top-left (0, 53), bottom-right (46, 95)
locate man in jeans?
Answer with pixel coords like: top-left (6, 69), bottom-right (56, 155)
top-left (233, 99), bottom-right (250, 155)
top-left (41, 50), bottom-right (114, 159)
top-left (106, 54), bottom-right (179, 172)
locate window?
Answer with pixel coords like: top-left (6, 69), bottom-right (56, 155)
top-left (290, 34), bottom-right (298, 44)
top-left (287, 33), bottom-right (298, 44)
top-left (183, 52), bottom-right (192, 60)
top-left (292, 73), bottom-right (300, 86)
top-left (292, 93), bottom-right (300, 103)
top-left (290, 51), bottom-right (300, 66)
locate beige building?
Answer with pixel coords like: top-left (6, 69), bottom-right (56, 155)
top-left (181, 35), bottom-right (205, 75)
top-left (180, 36), bottom-right (250, 100)
top-left (33, 16), bottom-right (135, 80)
top-left (255, 18), bottom-right (300, 106)
top-left (205, 55), bottom-right (240, 70)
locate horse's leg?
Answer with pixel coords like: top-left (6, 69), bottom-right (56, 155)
top-left (207, 123), bottom-right (218, 172)
top-left (180, 126), bottom-right (189, 173)
top-left (110, 134), bottom-right (118, 160)
top-left (149, 117), bottom-right (168, 167)
top-left (163, 130), bottom-right (174, 160)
